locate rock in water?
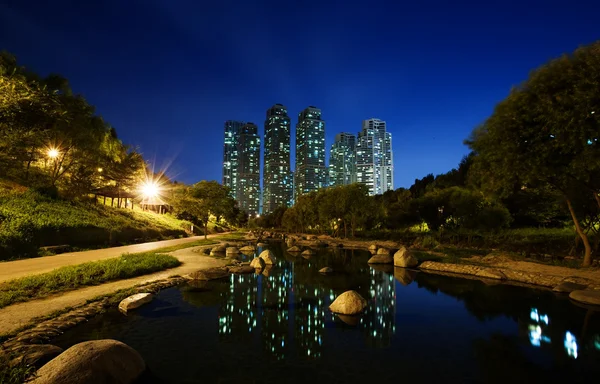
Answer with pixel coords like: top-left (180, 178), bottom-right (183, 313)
top-left (239, 245), bottom-right (256, 252)
top-left (259, 250), bottom-right (275, 265)
top-left (287, 246), bottom-right (302, 253)
top-left (368, 244), bottom-right (378, 252)
top-left (329, 291), bottom-right (367, 315)
top-left (30, 339), bottom-right (145, 384)
top-left (226, 247), bottom-right (239, 255)
top-left (302, 249), bottom-right (315, 256)
top-left (569, 290), bottom-right (600, 306)
top-left (185, 268), bottom-right (229, 281)
top-left (368, 254), bottom-right (393, 264)
top-left (210, 245), bottom-right (226, 254)
top-left (118, 293), bottom-right (153, 314)
top-left (229, 265), bottom-right (255, 274)
top-left (394, 246), bottom-right (418, 268)
top-left (319, 267), bottom-right (333, 274)
top-left (376, 247), bottom-right (390, 255)
top-left (250, 257), bottom-right (265, 270)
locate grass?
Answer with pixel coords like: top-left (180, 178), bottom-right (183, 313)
top-left (0, 189), bottom-right (193, 260)
top-left (0, 356), bottom-right (35, 384)
top-left (0, 252), bottom-right (181, 309)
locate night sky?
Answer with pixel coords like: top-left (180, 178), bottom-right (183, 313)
top-left (1, 0), bottom-right (598, 188)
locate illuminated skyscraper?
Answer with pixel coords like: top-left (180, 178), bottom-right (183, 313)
top-left (295, 106), bottom-right (326, 197)
top-left (356, 118), bottom-right (393, 195)
top-left (263, 104), bottom-right (292, 214)
top-left (237, 123), bottom-right (261, 216)
top-left (222, 120), bottom-right (245, 196)
top-left (222, 121), bottom-right (261, 216)
top-left (329, 132), bottom-right (356, 187)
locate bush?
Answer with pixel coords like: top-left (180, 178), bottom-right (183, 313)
top-left (421, 236), bottom-right (440, 249)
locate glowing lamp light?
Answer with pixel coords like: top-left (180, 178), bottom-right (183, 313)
top-left (47, 148), bottom-right (60, 159)
top-left (141, 182), bottom-right (159, 198)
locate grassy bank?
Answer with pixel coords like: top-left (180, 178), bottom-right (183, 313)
top-left (0, 252), bottom-right (181, 309)
top-left (0, 189), bottom-right (196, 260)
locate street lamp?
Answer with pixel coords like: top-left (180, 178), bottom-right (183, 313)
top-left (47, 148), bottom-right (59, 159)
top-left (141, 181), bottom-right (159, 199)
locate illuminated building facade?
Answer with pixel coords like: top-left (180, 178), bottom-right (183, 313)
top-left (263, 104), bottom-right (292, 214)
top-left (329, 132), bottom-right (356, 187)
top-left (222, 121), bottom-right (261, 216)
top-left (356, 118), bottom-right (393, 195)
top-left (295, 106), bottom-right (326, 198)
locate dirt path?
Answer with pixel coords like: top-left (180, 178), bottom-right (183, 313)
top-left (0, 247), bottom-right (227, 336)
top-left (0, 234), bottom-right (224, 283)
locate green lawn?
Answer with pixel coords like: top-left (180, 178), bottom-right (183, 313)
top-left (0, 252), bottom-right (181, 309)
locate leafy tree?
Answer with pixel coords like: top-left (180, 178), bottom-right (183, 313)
top-left (467, 41), bottom-right (600, 266)
top-left (189, 181), bottom-right (236, 238)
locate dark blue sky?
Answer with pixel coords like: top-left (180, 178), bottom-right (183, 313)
top-left (1, 0), bottom-right (598, 187)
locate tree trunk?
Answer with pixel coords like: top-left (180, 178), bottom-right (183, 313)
top-left (595, 192), bottom-right (600, 210)
top-left (566, 197), bottom-right (592, 267)
top-left (204, 222), bottom-right (208, 239)
top-left (344, 221), bottom-right (348, 239)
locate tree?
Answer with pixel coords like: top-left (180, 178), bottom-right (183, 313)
top-left (190, 181), bottom-right (236, 238)
top-left (467, 41), bottom-right (600, 266)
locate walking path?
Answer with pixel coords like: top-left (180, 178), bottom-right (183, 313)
top-left (0, 247), bottom-right (228, 335)
top-left (0, 234), bottom-right (223, 283)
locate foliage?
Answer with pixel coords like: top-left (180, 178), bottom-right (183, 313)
top-left (0, 190), bottom-right (190, 259)
top-left (467, 41), bottom-right (600, 266)
top-left (0, 354), bottom-right (35, 384)
top-left (0, 252), bottom-right (180, 308)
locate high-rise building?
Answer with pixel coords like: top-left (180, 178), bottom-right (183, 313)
top-left (295, 106), bottom-right (326, 197)
top-left (222, 120), bottom-right (245, 196)
top-left (237, 123), bottom-right (261, 216)
top-left (263, 104), bottom-right (292, 214)
top-left (222, 121), bottom-right (261, 216)
top-left (356, 118), bottom-right (393, 195)
top-left (329, 132), bottom-right (356, 187)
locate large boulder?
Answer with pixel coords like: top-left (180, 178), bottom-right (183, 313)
top-left (569, 290), bottom-right (600, 306)
top-left (30, 339), bottom-right (145, 384)
top-left (249, 257), bottom-right (265, 270)
top-left (368, 254), bottom-right (393, 264)
top-left (329, 291), bottom-right (367, 315)
top-left (394, 246), bottom-right (418, 268)
top-left (376, 247), bottom-right (390, 255)
top-left (259, 250), bottom-right (275, 265)
top-left (118, 293), bottom-right (153, 314)
top-left (287, 246), bottom-right (302, 253)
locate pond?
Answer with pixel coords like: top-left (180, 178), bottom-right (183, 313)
top-left (51, 243), bottom-right (600, 383)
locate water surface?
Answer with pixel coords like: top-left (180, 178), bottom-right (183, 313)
top-left (52, 243), bottom-right (600, 383)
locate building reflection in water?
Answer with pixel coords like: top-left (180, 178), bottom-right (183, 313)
top-left (216, 246), bottom-right (397, 360)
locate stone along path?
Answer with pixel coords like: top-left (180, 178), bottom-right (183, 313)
top-left (0, 245), bottom-right (229, 336)
top-left (0, 234), bottom-right (225, 283)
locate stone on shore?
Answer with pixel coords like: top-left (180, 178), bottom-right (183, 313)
top-left (30, 339), bottom-right (145, 384)
top-left (7, 344), bottom-right (63, 369)
top-left (210, 245), bottom-right (226, 254)
top-left (250, 257), bottom-right (265, 269)
top-left (394, 246), bottom-right (418, 268)
top-left (475, 268), bottom-right (507, 280)
top-left (553, 281), bottom-right (588, 293)
top-left (319, 267), bottom-right (333, 274)
top-left (376, 247), bottom-right (390, 255)
top-left (329, 291), bottom-right (367, 315)
top-left (368, 254), bottom-right (393, 264)
top-left (287, 246), bottom-right (302, 253)
top-left (118, 293), bottom-right (153, 314)
top-left (257, 242), bottom-right (267, 247)
top-left (239, 245), bottom-right (256, 252)
top-left (259, 250), bottom-right (275, 265)
top-left (569, 290), bottom-right (600, 306)
top-left (184, 267), bottom-right (230, 281)
top-left (229, 265), bottom-right (255, 274)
